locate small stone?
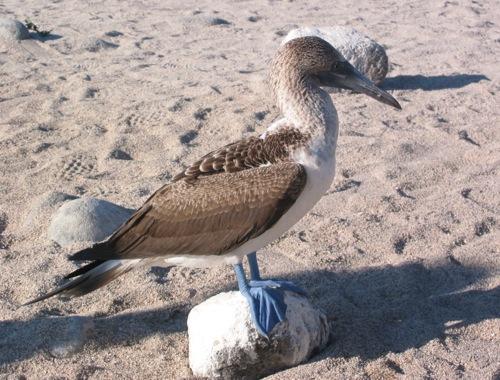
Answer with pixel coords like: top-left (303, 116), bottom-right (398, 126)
top-left (81, 87), bottom-right (99, 99)
top-left (109, 149), bottom-right (133, 160)
top-left (32, 142), bottom-right (52, 153)
top-left (188, 291), bottom-right (330, 379)
top-left (283, 26), bottom-right (389, 84)
top-left (0, 18), bottom-right (30, 42)
top-left (48, 197), bottom-right (134, 246)
top-left (35, 83), bottom-right (51, 92)
top-left (104, 30), bottom-right (123, 37)
top-left (81, 37), bottom-right (119, 52)
top-left (247, 16), bottom-right (262, 23)
top-left (37, 124), bottom-right (53, 132)
top-left (204, 17), bottom-right (230, 26)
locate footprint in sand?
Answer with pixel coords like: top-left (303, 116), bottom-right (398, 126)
top-left (57, 153), bottom-right (98, 180)
top-left (121, 100), bottom-right (177, 132)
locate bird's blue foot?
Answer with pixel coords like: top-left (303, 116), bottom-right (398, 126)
top-left (248, 279), bottom-right (307, 296)
top-left (247, 252), bottom-right (306, 295)
top-left (232, 253), bottom-right (307, 337)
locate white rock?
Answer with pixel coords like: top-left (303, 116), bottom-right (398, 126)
top-left (0, 18), bottom-right (30, 42)
top-left (282, 26), bottom-right (388, 84)
top-left (188, 291), bottom-right (330, 379)
top-left (48, 197), bottom-right (134, 247)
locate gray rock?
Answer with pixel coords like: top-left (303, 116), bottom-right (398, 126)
top-left (23, 191), bottom-right (78, 231)
top-left (283, 26), bottom-right (389, 84)
top-left (81, 37), bottom-right (119, 52)
top-left (104, 30), bottom-right (123, 37)
top-left (81, 87), bottom-right (99, 99)
top-left (188, 291), bottom-right (330, 379)
top-left (0, 18), bottom-right (30, 42)
top-left (204, 16), bottom-right (231, 26)
top-left (109, 148), bottom-right (133, 160)
top-left (48, 197), bottom-right (134, 246)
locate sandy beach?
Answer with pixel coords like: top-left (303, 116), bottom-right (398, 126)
top-left (0, 0), bottom-right (499, 378)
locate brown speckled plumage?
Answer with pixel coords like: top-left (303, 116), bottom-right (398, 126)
top-left (173, 127), bottom-right (310, 181)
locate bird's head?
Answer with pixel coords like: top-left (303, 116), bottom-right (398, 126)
top-left (273, 36), bottom-right (401, 110)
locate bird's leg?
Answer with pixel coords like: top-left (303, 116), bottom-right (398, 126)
top-left (234, 254), bottom-right (308, 337)
top-left (234, 262), bottom-right (286, 337)
top-left (247, 252), bottom-right (261, 281)
top-left (246, 252), bottom-right (307, 296)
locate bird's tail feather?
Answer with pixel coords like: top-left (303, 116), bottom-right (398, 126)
top-left (24, 259), bottom-right (142, 305)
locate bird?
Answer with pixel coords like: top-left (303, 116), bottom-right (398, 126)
top-left (26, 36), bottom-right (401, 337)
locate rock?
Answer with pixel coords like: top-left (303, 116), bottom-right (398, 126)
top-left (247, 15), bottom-right (262, 23)
top-left (48, 197), bottom-right (134, 247)
top-left (81, 87), bottom-right (99, 99)
top-left (282, 26), bottom-right (389, 84)
top-left (109, 149), bottom-right (133, 160)
top-left (81, 37), bottom-right (119, 52)
top-left (0, 18), bottom-right (30, 42)
top-left (204, 16), bottom-right (231, 26)
top-left (188, 291), bottom-right (330, 379)
top-left (23, 191), bottom-right (78, 231)
top-left (104, 30), bottom-right (123, 37)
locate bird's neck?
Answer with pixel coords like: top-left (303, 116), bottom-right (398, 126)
top-left (271, 68), bottom-right (339, 159)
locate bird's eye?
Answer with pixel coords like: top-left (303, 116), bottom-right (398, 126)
top-left (331, 62), bottom-right (340, 71)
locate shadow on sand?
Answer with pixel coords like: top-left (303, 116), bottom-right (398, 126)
top-left (0, 261), bottom-right (497, 366)
top-left (0, 303), bottom-right (184, 366)
top-left (289, 261), bottom-right (499, 360)
top-left (381, 74), bottom-right (489, 91)
top-left (28, 32), bottom-right (63, 41)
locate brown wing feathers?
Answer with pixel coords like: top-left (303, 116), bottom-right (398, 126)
top-left (71, 162), bottom-right (306, 261)
top-left (173, 127), bottom-right (309, 181)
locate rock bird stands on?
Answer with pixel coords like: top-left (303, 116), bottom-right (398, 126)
top-left (27, 37), bottom-right (401, 337)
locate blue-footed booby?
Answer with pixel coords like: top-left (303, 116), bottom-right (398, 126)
top-left (26, 37), bottom-right (401, 337)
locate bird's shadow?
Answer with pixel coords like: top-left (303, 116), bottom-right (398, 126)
top-left (0, 303), bottom-right (185, 366)
top-left (0, 261), bottom-right (497, 366)
top-left (288, 261), bottom-right (499, 360)
top-left (28, 32), bottom-right (63, 41)
top-left (381, 74), bottom-right (489, 91)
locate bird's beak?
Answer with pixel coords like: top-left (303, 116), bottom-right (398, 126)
top-left (318, 61), bottom-right (401, 110)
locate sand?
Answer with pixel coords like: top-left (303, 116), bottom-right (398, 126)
top-left (0, 0), bottom-right (499, 379)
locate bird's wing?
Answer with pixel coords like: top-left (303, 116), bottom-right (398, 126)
top-left (71, 162), bottom-right (306, 261)
top-left (173, 126), bottom-right (309, 181)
